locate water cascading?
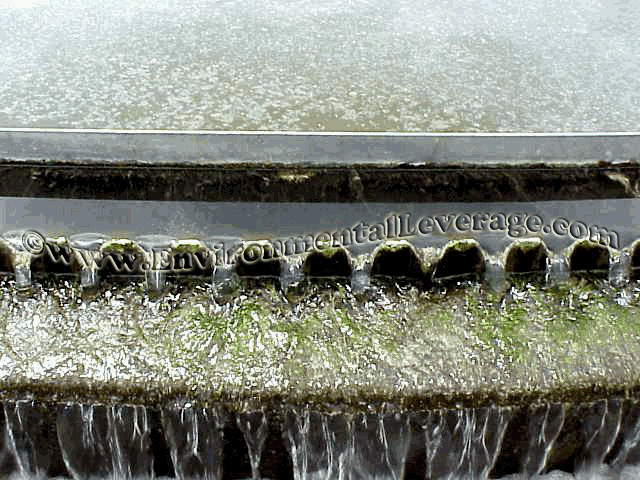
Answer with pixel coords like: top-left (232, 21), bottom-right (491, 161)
top-left (162, 404), bottom-right (225, 480)
top-left (5, 399), bottom-right (640, 479)
top-left (5, 0), bottom-right (640, 473)
top-left (56, 403), bottom-right (154, 480)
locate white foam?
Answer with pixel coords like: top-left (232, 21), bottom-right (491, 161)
top-left (0, 0), bottom-right (49, 8)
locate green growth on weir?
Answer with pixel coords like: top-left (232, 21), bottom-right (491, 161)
top-left (173, 242), bottom-right (204, 254)
top-left (101, 239), bottom-right (138, 253)
top-left (377, 242), bottom-right (412, 253)
top-left (515, 238), bottom-right (544, 252)
top-left (74, 274), bottom-right (640, 403)
top-left (446, 239), bottom-right (479, 252)
top-left (315, 246), bottom-right (345, 258)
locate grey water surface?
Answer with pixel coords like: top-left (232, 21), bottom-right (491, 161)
top-left (1, 0), bottom-right (639, 131)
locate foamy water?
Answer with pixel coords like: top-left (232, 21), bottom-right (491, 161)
top-left (0, 0), bottom-right (639, 131)
top-left (0, 0), bottom-right (49, 7)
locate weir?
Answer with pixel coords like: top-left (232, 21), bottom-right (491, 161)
top-left (0, 131), bottom-right (640, 479)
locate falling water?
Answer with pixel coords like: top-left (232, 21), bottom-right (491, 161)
top-left (4, 400), bottom-right (49, 479)
top-left (57, 404), bottom-right (111, 480)
top-left (575, 399), bottom-right (623, 478)
top-left (236, 411), bottom-right (268, 480)
top-left (351, 413), bottom-right (411, 480)
top-left (350, 259), bottom-right (372, 295)
top-left (4, 400), bottom-right (640, 479)
top-left (107, 405), bottom-right (153, 480)
top-left (546, 256), bottom-right (570, 285)
top-left (421, 406), bottom-right (511, 480)
top-left (280, 259), bottom-right (304, 293)
top-left (56, 403), bottom-right (153, 480)
top-left (522, 403), bottom-right (566, 477)
top-left (609, 252), bottom-right (631, 288)
top-left (161, 404), bottom-right (225, 480)
top-left (611, 401), bottom-right (640, 471)
top-left (484, 258), bottom-right (507, 293)
top-left (285, 409), bottom-right (411, 480)
top-left (285, 409), bottom-right (351, 480)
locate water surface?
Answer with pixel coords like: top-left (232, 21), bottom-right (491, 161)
top-left (1, 0), bottom-right (639, 131)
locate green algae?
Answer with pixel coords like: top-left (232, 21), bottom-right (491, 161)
top-left (165, 283), bottom-right (407, 386)
top-left (314, 246), bottom-right (345, 259)
top-left (3, 276), bottom-right (640, 407)
top-left (514, 238), bottom-right (544, 252)
top-left (376, 242), bottom-right (412, 253)
top-left (101, 239), bottom-right (137, 253)
top-left (445, 239), bottom-right (480, 252)
top-left (472, 297), bottom-right (530, 363)
top-left (172, 242), bottom-right (204, 254)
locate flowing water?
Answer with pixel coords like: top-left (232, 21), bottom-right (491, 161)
top-left (56, 403), bottom-right (154, 480)
top-left (236, 411), bottom-right (269, 480)
top-left (162, 404), bottom-right (224, 480)
top-left (5, 400), bottom-right (640, 479)
top-left (420, 407), bottom-right (510, 480)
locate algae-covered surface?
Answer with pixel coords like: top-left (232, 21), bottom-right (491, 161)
top-left (1, 277), bottom-right (640, 408)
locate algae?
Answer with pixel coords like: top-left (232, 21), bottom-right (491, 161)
top-left (314, 246), bottom-right (345, 259)
top-left (376, 241), bottom-right (412, 253)
top-left (2, 276), bottom-right (640, 408)
top-left (446, 239), bottom-right (481, 252)
top-left (172, 241), bottom-right (204, 254)
top-left (101, 239), bottom-right (138, 253)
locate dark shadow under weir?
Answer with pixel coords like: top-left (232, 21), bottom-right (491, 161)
top-left (0, 243), bottom-right (13, 274)
top-left (432, 241), bottom-right (486, 285)
top-left (235, 258), bottom-right (282, 279)
top-left (630, 243), bottom-right (640, 282)
top-left (304, 249), bottom-right (352, 278)
top-left (234, 258), bottom-right (282, 291)
top-left (371, 244), bottom-right (425, 283)
top-left (569, 242), bottom-right (610, 279)
top-left (505, 241), bottom-right (549, 275)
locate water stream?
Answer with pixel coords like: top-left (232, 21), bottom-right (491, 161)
top-left (4, 400), bottom-right (640, 479)
top-left (4, 400), bottom-right (49, 479)
top-left (55, 403), bottom-right (153, 480)
top-left (236, 411), bottom-right (269, 480)
top-left (522, 403), bottom-right (566, 477)
top-left (285, 410), bottom-right (410, 480)
top-left (162, 404), bottom-right (225, 480)
top-left (420, 407), bottom-right (510, 480)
